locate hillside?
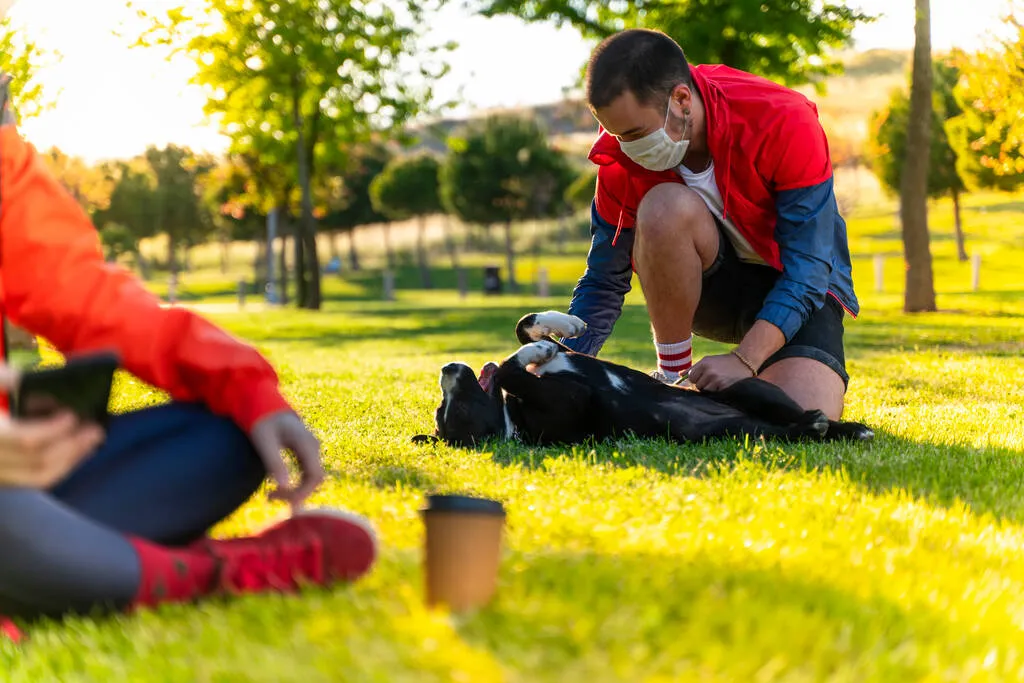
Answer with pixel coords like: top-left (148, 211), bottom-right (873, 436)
top-left (411, 48), bottom-right (913, 160)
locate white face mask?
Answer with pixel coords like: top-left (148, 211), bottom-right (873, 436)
top-left (618, 98), bottom-right (689, 172)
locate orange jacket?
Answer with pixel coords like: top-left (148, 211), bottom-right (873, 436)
top-left (0, 97), bottom-right (292, 431)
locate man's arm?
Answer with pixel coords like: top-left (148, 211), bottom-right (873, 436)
top-left (0, 123), bottom-right (292, 432)
top-left (561, 203), bottom-right (635, 357)
top-left (738, 178), bottom-right (838, 366)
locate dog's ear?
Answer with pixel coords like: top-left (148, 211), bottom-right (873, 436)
top-left (411, 434), bottom-right (441, 445)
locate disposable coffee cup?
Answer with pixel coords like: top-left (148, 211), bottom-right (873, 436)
top-left (421, 494), bottom-right (506, 611)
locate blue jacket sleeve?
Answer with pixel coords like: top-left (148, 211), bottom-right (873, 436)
top-left (561, 202), bottom-right (635, 356)
top-left (756, 178), bottom-right (838, 341)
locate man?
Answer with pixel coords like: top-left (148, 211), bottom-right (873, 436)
top-left (0, 70), bottom-right (374, 643)
top-left (562, 29), bottom-right (859, 421)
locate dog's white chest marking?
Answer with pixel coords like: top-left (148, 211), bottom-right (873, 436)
top-left (533, 352), bottom-right (576, 377)
top-left (605, 368), bottom-right (628, 393)
top-left (524, 311), bottom-right (587, 341)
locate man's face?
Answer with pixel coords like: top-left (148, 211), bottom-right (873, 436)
top-left (592, 87), bottom-right (689, 142)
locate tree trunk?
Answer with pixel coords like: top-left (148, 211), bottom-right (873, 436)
top-left (253, 238), bottom-right (265, 290)
top-left (383, 222), bottom-right (394, 271)
top-left (134, 250), bottom-right (151, 281)
top-left (952, 188), bottom-right (968, 261)
top-left (348, 230), bottom-right (361, 271)
top-left (330, 231), bottom-right (340, 262)
top-left (557, 209), bottom-right (568, 255)
top-left (220, 238), bottom-right (230, 274)
top-left (167, 234), bottom-right (178, 275)
top-left (291, 73), bottom-right (321, 310)
top-left (301, 227), bottom-right (320, 304)
top-left (503, 220), bottom-right (518, 292)
top-left (417, 215), bottom-right (432, 289)
top-left (278, 232), bottom-right (289, 306)
top-left (444, 215), bottom-right (460, 270)
top-left (293, 216), bottom-right (307, 308)
top-left (900, 0), bottom-right (937, 313)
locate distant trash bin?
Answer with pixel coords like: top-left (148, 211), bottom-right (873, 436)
top-left (483, 265), bottom-right (503, 295)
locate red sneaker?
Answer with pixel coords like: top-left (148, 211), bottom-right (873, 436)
top-left (204, 508), bottom-right (378, 595)
top-left (129, 508), bottom-right (377, 608)
top-left (1, 617), bottom-right (22, 644)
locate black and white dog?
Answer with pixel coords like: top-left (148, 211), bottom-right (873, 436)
top-left (419, 311), bottom-right (874, 448)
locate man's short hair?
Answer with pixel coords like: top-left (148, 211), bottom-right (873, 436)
top-left (586, 29), bottom-right (693, 111)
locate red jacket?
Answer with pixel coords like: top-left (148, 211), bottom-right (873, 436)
top-left (589, 64), bottom-right (834, 270)
top-left (0, 112), bottom-right (292, 430)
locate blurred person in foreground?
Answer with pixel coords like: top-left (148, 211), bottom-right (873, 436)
top-left (0, 5), bottom-right (375, 644)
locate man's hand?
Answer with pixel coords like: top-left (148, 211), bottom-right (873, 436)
top-left (688, 353), bottom-right (755, 392)
top-left (0, 365), bottom-right (104, 488)
top-left (249, 410), bottom-right (325, 511)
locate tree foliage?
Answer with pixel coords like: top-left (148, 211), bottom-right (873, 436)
top-left (370, 153), bottom-right (442, 222)
top-left (868, 60), bottom-right (965, 199)
top-left (946, 16), bottom-right (1024, 179)
top-left (0, 17), bottom-right (55, 120)
top-left (946, 45), bottom-right (1024, 192)
top-left (564, 168), bottom-right (598, 212)
top-left (475, 0), bottom-right (875, 89)
top-left (441, 115), bottom-right (574, 291)
top-left (136, 0), bottom-right (452, 309)
top-left (370, 152), bottom-right (443, 287)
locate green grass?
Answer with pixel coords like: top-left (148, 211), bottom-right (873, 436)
top-left (3, 192), bottom-right (1024, 681)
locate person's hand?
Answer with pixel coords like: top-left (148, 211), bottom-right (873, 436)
top-left (249, 410), bottom-right (325, 511)
top-left (688, 352), bottom-right (756, 392)
top-left (0, 365), bottom-right (104, 488)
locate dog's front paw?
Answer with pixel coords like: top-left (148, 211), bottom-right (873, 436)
top-left (514, 340), bottom-right (560, 367)
top-left (525, 311), bottom-right (588, 341)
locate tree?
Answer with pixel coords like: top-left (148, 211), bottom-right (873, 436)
top-left (137, 0), bottom-right (452, 310)
top-left (475, 0), bottom-right (875, 89)
top-left (0, 17), bottom-right (55, 120)
top-left (565, 168), bottom-right (598, 213)
top-left (868, 59), bottom-right (968, 261)
top-left (92, 160), bottom-right (159, 279)
top-left (441, 115), bottom-right (574, 292)
top-left (144, 145), bottom-right (215, 275)
top-left (900, 0), bottom-right (937, 313)
top-left (946, 48), bottom-right (1024, 194)
top-left (947, 15), bottom-right (1024, 179)
top-left (323, 142), bottom-right (393, 272)
top-left (370, 153), bottom-right (443, 288)
top-left (40, 148), bottom-right (114, 216)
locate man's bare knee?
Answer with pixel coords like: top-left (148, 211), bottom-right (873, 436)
top-left (759, 357), bottom-right (845, 421)
top-left (635, 184), bottom-right (718, 267)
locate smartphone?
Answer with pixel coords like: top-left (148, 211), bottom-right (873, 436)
top-left (12, 351), bottom-right (120, 428)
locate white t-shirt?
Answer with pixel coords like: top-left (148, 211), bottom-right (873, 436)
top-left (677, 162), bottom-right (767, 265)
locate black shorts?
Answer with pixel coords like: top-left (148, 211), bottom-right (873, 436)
top-left (692, 219), bottom-right (849, 387)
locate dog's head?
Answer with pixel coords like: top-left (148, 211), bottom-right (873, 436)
top-left (416, 361), bottom-right (506, 447)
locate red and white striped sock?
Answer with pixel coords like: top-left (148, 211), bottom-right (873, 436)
top-left (655, 337), bottom-right (693, 382)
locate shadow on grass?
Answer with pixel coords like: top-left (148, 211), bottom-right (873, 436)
top-left (483, 425), bottom-right (1024, 524)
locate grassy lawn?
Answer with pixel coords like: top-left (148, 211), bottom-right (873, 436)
top-left (3, 191), bottom-right (1024, 681)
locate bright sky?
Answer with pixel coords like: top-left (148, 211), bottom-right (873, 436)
top-left (6, 0), bottom-right (1017, 163)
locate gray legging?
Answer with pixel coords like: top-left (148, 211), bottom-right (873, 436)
top-left (0, 403), bottom-right (266, 619)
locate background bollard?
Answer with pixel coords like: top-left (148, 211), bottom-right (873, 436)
top-left (384, 270), bottom-right (396, 301)
top-left (874, 254), bottom-right (885, 293)
top-left (537, 267), bottom-right (549, 298)
top-left (972, 253), bottom-right (981, 292)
